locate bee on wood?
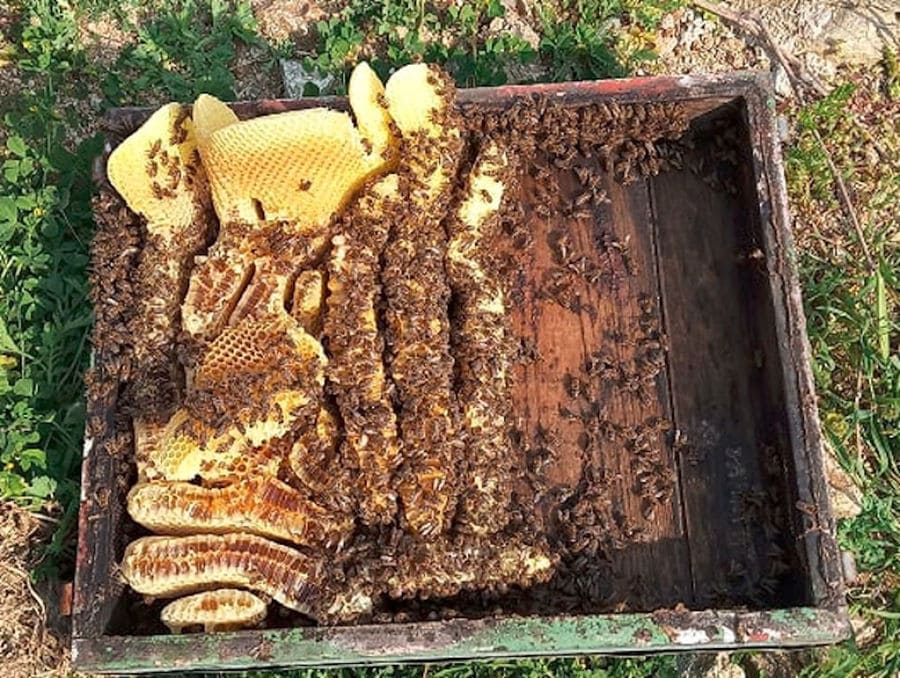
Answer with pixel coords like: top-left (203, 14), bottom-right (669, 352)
top-left (553, 149), bottom-right (576, 169)
top-left (574, 165), bottom-right (592, 186)
top-left (574, 190), bottom-right (592, 208)
top-left (550, 231), bottom-right (572, 263)
top-left (563, 373), bottom-right (584, 400)
top-left (533, 203), bottom-right (552, 219)
top-left (581, 400), bottom-right (603, 422)
top-left (570, 207), bottom-right (592, 221)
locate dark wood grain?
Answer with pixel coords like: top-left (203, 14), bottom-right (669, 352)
top-left (507, 159), bottom-right (692, 609)
top-left (651, 155), bottom-right (789, 606)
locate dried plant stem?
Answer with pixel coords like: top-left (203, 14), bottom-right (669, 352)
top-left (811, 128), bottom-right (877, 270)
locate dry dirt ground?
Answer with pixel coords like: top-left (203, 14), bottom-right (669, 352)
top-left (0, 0), bottom-right (895, 676)
top-left (0, 504), bottom-right (69, 677)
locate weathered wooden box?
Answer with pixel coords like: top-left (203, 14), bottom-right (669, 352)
top-left (73, 72), bottom-right (849, 673)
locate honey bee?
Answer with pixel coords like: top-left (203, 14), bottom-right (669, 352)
top-left (148, 139), bottom-right (162, 158)
top-left (533, 203), bottom-right (551, 219)
top-left (570, 208), bottom-right (592, 221)
top-left (169, 123), bottom-right (188, 146)
top-left (298, 179), bottom-right (312, 192)
top-left (167, 166), bottom-right (181, 190)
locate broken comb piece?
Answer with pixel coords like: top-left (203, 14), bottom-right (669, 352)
top-left (161, 589), bottom-right (268, 633)
top-left (106, 103), bottom-right (205, 233)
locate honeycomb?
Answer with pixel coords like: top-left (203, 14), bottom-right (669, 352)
top-left (193, 93), bottom-right (239, 156)
top-left (199, 63), bottom-right (396, 228)
top-left (288, 405), bottom-right (349, 505)
top-left (111, 62), bottom-right (556, 632)
top-left (107, 101), bottom-right (213, 451)
top-left (445, 140), bottom-right (515, 536)
top-left (127, 476), bottom-right (352, 547)
top-left (325, 175), bottom-right (402, 525)
top-left (386, 535), bottom-right (557, 600)
top-left (193, 315), bottom-right (325, 391)
top-left (380, 64), bottom-right (465, 537)
top-left (160, 589), bottom-right (267, 633)
top-left (106, 103), bottom-right (205, 233)
top-left (122, 534), bottom-right (341, 616)
top-left (291, 269), bottom-right (325, 336)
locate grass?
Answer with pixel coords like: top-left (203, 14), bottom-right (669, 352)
top-left (785, 78), bottom-right (900, 678)
top-left (0, 0), bottom-right (897, 675)
top-left (196, 656), bottom-right (688, 678)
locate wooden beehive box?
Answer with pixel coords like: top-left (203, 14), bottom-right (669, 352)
top-left (73, 72), bottom-right (849, 673)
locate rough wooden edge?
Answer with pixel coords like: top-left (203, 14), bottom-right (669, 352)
top-left (739, 77), bottom-right (846, 610)
top-left (72, 607), bottom-right (850, 673)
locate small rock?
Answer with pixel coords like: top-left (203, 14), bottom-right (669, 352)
top-left (823, 444), bottom-right (863, 520)
top-left (280, 60), bottom-right (336, 99)
top-left (841, 549), bottom-right (858, 585)
top-left (708, 653), bottom-right (745, 678)
top-left (772, 63), bottom-right (793, 99)
top-left (252, 0), bottom-right (323, 48)
top-left (851, 612), bottom-right (879, 647)
top-left (820, 7), bottom-right (897, 66)
top-left (675, 652), bottom-right (745, 678)
top-left (485, 0), bottom-right (540, 50)
top-left (656, 34), bottom-right (679, 58)
top-left (739, 650), bottom-right (825, 677)
top-left (864, 143), bottom-right (880, 167)
top-left (803, 52), bottom-right (838, 84)
top-left (504, 60), bottom-right (551, 84)
top-left (776, 115), bottom-right (791, 144)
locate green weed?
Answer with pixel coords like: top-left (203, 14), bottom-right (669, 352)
top-left (538, 0), bottom-right (679, 81)
top-left (206, 654), bottom-right (681, 678)
top-left (1, 0), bottom-right (99, 577)
top-left (304, 0), bottom-right (535, 90)
top-left (787, 79), bottom-right (900, 678)
top-left (101, 0), bottom-right (263, 103)
top-left (304, 0), bottom-right (680, 92)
